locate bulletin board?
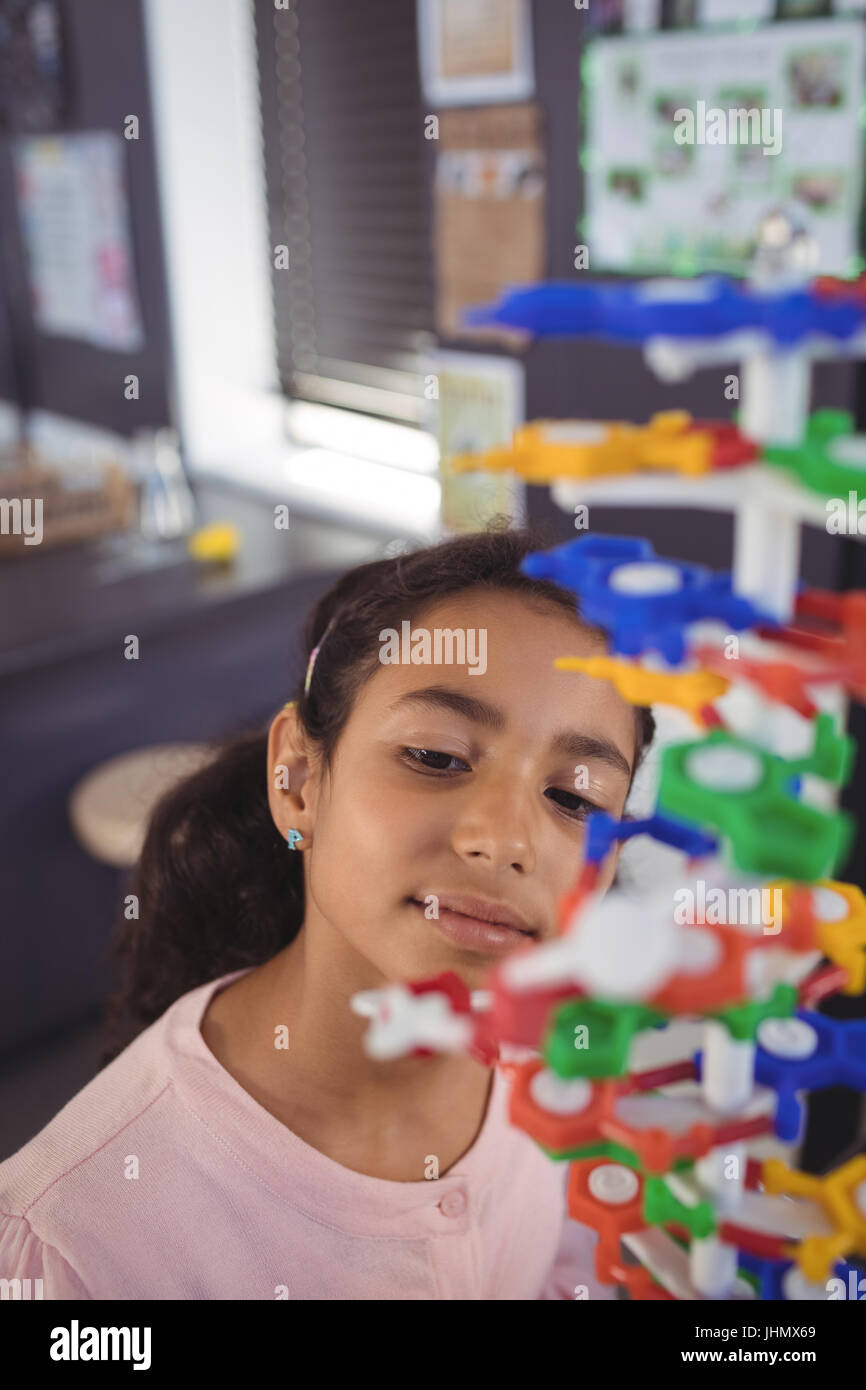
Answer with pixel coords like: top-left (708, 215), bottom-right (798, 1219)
top-left (582, 17), bottom-right (866, 276)
top-left (433, 102), bottom-right (546, 342)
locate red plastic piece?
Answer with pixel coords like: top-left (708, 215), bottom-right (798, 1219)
top-left (698, 421), bottom-right (760, 470)
top-left (754, 588), bottom-right (866, 703)
top-left (509, 1057), bottom-right (774, 1174)
top-left (813, 275), bottom-right (866, 304)
top-left (798, 962), bottom-right (851, 1009)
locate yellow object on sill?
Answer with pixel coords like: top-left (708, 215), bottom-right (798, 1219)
top-left (187, 522), bottom-right (240, 564)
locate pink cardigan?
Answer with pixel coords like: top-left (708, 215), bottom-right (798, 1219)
top-left (0, 970), bottom-right (613, 1300)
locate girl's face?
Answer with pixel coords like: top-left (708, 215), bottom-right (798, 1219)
top-left (271, 589), bottom-right (640, 988)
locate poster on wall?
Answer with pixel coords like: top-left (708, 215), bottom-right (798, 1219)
top-left (13, 131), bottom-right (145, 351)
top-left (582, 18), bottom-right (865, 276)
top-left (417, 0), bottom-right (534, 107)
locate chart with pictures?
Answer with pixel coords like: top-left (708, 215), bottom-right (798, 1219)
top-left (583, 17), bottom-right (866, 276)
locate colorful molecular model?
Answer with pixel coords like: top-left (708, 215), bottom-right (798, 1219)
top-left (351, 215), bottom-right (866, 1300)
top-left (351, 532), bottom-right (866, 1299)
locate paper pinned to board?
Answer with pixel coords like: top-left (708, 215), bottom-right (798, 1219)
top-left (433, 102), bottom-right (546, 344)
top-left (13, 131), bottom-right (145, 351)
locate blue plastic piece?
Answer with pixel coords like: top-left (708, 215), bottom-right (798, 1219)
top-left (464, 278), bottom-right (866, 346)
top-left (695, 1011), bottom-right (866, 1142)
top-left (521, 534), bottom-right (777, 663)
top-left (585, 809), bottom-right (717, 865)
top-left (738, 1250), bottom-right (863, 1300)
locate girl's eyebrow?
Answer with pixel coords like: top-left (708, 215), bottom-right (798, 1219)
top-left (387, 685), bottom-right (633, 779)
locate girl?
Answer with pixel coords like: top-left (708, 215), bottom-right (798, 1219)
top-left (0, 526), bottom-right (654, 1300)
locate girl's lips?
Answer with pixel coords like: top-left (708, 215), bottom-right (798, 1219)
top-left (409, 899), bottom-right (535, 955)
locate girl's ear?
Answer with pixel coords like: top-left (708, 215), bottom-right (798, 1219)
top-left (266, 706), bottom-right (315, 847)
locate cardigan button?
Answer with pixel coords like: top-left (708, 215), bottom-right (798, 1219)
top-left (438, 1190), bottom-right (467, 1219)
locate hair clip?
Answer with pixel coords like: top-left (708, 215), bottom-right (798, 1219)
top-left (304, 616), bottom-right (337, 696)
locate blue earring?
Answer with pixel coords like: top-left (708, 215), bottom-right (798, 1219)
top-left (287, 829), bottom-right (304, 850)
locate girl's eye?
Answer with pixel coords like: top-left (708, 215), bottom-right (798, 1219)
top-left (401, 746), bottom-right (471, 773)
top-left (545, 787), bottom-right (595, 821)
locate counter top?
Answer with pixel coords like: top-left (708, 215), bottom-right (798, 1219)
top-left (0, 479), bottom-right (396, 677)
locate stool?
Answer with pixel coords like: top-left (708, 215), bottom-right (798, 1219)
top-left (68, 743), bottom-right (213, 868)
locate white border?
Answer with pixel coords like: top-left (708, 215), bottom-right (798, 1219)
top-left (416, 0), bottom-right (535, 108)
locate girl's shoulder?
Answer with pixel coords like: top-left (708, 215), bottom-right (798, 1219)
top-left (0, 972), bottom-right (245, 1296)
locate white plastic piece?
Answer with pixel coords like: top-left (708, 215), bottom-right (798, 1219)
top-left (740, 349), bottom-right (811, 447)
top-left (355, 984), bottom-right (473, 1060)
top-left (685, 745), bottom-right (763, 793)
top-left (587, 1164), bottom-right (640, 1206)
top-left (732, 493), bottom-right (802, 623)
top-left (757, 1017), bottom-right (819, 1061)
top-left (608, 561), bottom-right (683, 596)
top-left (690, 1234), bottom-right (739, 1298)
top-left (541, 421), bottom-right (607, 444)
top-left (615, 1084), bottom-right (775, 1134)
top-left (504, 890), bottom-right (680, 1001)
top-left (621, 1228), bottom-right (755, 1301)
top-left (695, 1142), bottom-right (746, 1216)
top-left (701, 1021), bottom-right (755, 1114)
top-left (635, 277), bottom-right (722, 304)
top-left (828, 434), bottom-right (866, 472)
top-left (529, 1069), bottom-right (592, 1116)
top-left (734, 1189), bottom-right (834, 1240)
top-left (675, 928), bottom-right (723, 974)
top-left (783, 1267), bottom-right (836, 1302)
top-left (813, 887), bottom-right (849, 923)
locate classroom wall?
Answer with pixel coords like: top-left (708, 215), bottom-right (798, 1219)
top-left (0, 0), bottom-right (174, 434)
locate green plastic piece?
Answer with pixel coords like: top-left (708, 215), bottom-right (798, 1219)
top-left (539, 1138), bottom-right (696, 1177)
top-left (710, 982), bottom-right (797, 1042)
top-left (643, 1174), bottom-right (716, 1239)
top-left (764, 409), bottom-right (866, 503)
top-left (540, 1139), bottom-right (642, 1168)
top-left (658, 716), bottom-right (855, 880)
top-left (544, 998), bottom-right (666, 1080)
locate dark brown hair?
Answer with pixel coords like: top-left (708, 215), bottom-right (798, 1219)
top-left (100, 525), bottom-right (654, 1065)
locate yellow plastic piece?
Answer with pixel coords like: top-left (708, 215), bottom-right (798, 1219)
top-left (772, 879), bottom-right (866, 994)
top-left (187, 522), bottom-right (240, 564)
top-left (554, 655), bottom-right (728, 716)
top-left (762, 1155), bottom-right (866, 1283)
top-left (449, 410), bottom-right (716, 484)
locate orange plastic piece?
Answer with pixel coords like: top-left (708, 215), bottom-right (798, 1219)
top-left (449, 411), bottom-right (757, 484)
top-left (761, 1155), bottom-right (866, 1283)
top-left (509, 1058), bottom-right (774, 1174)
top-left (756, 589), bottom-right (866, 702)
top-left (773, 880), bottom-right (866, 995)
top-left (567, 1158), bottom-right (647, 1276)
top-left (554, 655), bottom-right (728, 717)
top-left (647, 890), bottom-right (814, 1016)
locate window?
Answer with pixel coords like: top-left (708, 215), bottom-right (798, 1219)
top-left (254, 0), bottom-right (435, 425)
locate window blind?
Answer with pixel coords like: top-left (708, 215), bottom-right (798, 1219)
top-left (254, 0), bottom-right (435, 425)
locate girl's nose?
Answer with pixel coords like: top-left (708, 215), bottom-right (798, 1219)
top-left (449, 779), bottom-right (536, 875)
